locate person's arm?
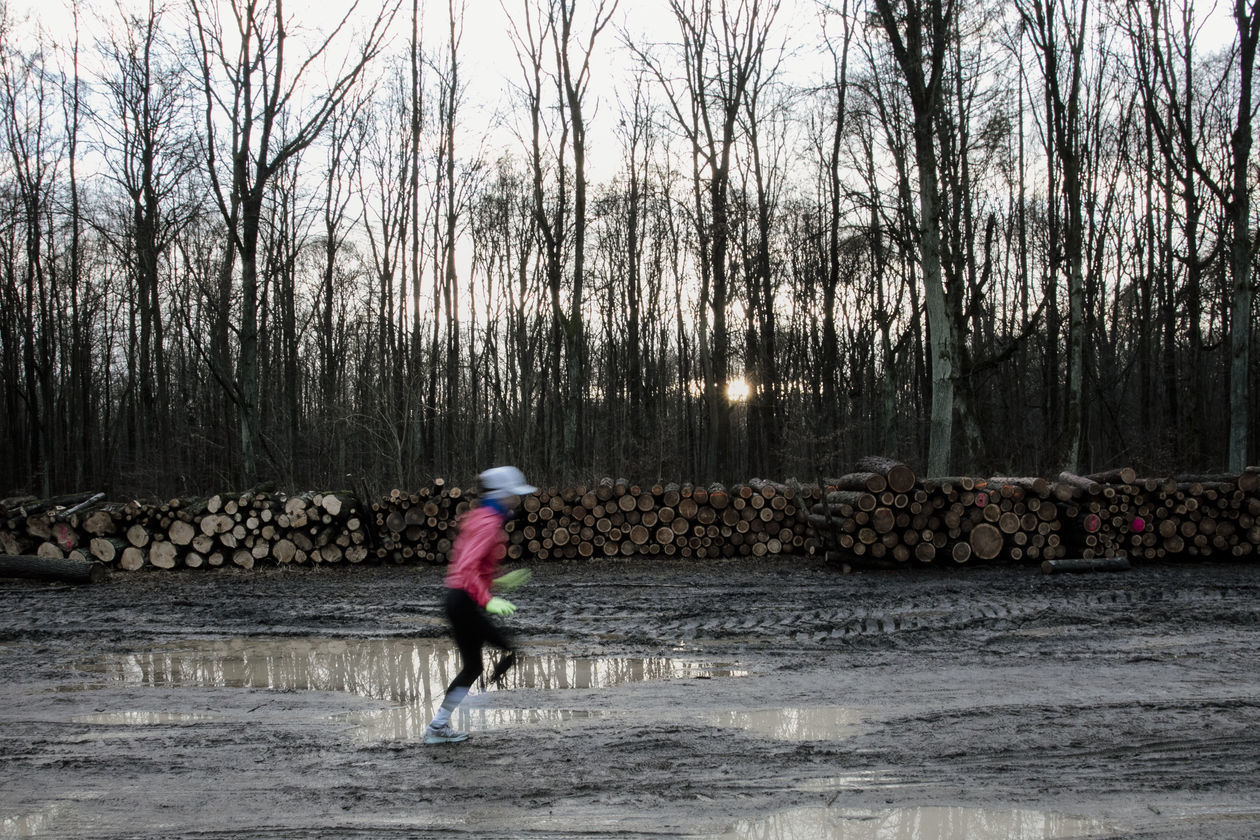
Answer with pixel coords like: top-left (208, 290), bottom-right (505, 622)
top-left (494, 568), bottom-right (532, 592)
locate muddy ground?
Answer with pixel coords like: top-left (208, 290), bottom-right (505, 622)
top-left (0, 557), bottom-right (1257, 839)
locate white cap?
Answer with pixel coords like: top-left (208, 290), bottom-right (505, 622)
top-left (479, 465), bottom-right (537, 499)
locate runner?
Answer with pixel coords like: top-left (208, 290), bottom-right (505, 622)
top-left (424, 466), bottom-right (536, 744)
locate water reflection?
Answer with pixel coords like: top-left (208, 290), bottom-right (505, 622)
top-left (92, 637), bottom-right (741, 700)
top-left (343, 704), bottom-right (607, 741)
top-left (0, 803), bottom-right (70, 838)
top-left (709, 707), bottom-right (866, 741)
top-left (84, 637), bottom-right (743, 739)
top-left (69, 712), bottom-right (219, 726)
top-left (720, 806), bottom-right (1113, 840)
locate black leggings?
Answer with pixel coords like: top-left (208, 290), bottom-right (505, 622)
top-left (445, 588), bottom-right (515, 691)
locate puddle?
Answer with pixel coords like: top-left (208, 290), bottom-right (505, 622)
top-left (708, 706), bottom-right (866, 741)
top-left (718, 806), bottom-right (1113, 840)
top-left (85, 637), bottom-right (741, 698)
top-left (80, 637), bottom-right (743, 738)
top-left (343, 704), bottom-right (610, 740)
top-left (69, 711), bottom-right (219, 726)
top-left (0, 802), bottom-right (71, 838)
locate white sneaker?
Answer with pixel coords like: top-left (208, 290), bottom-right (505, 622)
top-left (424, 722), bottom-right (469, 744)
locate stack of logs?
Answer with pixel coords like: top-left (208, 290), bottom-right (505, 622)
top-left (370, 478), bottom-right (822, 563)
top-left (509, 478), bottom-right (819, 562)
top-left (808, 459), bottom-right (1259, 566)
top-left (2, 463), bottom-right (1256, 572)
top-left (1053, 468), bottom-right (1260, 560)
top-left (1, 489), bottom-right (369, 570)
top-left (809, 458), bottom-right (1066, 566)
top-left (371, 479), bottom-right (465, 563)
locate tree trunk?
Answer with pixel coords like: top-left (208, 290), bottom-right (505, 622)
top-left (874, 0), bottom-right (957, 476)
top-left (1228, 5), bottom-right (1258, 472)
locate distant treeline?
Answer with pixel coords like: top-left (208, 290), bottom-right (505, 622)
top-left (0, 0), bottom-right (1256, 497)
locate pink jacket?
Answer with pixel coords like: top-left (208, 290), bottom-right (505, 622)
top-left (443, 504), bottom-right (508, 607)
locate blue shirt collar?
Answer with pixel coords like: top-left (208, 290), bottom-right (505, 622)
top-left (483, 496), bottom-right (511, 520)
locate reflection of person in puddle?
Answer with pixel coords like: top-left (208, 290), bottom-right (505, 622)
top-left (424, 465), bottom-right (537, 744)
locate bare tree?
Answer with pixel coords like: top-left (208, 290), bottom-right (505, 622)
top-left (736, 23), bottom-right (788, 474)
top-left (818, 0), bottom-right (855, 434)
top-left (634, 0), bottom-right (782, 480)
top-left (189, 0), bottom-right (398, 484)
top-left (873, 0), bottom-right (961, 475)
top-left (1228, 0), bottom-right (1259, 471)
top-left (319, 97), bottom-right (364, 424)
top-left (0, 23), bottom-right (57, 494)
top-left (427, 0), bottom-right (466, 474)
top-left (98, 0), bottom-right (200, 472)
top-left (506, 0), bottom-right (617, 473)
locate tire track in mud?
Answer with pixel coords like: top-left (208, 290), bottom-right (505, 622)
top-left (876, 695), bottom-right (1260, 804)
top-left (522, 579), bottom-right (1260, 649)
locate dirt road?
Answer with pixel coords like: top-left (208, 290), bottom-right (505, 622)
top-left (1, 558), bottom-right (1257, 838)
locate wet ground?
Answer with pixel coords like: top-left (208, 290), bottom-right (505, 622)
top-left (0, 557), bottom-right (1257, 839)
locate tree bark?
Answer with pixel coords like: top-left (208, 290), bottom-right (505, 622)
top-left (0, 553), bottom-right (107, 584)
top-left (1228, 3), bottom-right (1258, 472)
top-left (874, 0), bottom-right (958, 476)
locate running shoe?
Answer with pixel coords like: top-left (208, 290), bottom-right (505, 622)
top-left (424, 723), bottom-right (469, 744)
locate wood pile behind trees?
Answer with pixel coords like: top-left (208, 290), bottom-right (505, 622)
top-left (0, 463), bottom-right (1256, 574)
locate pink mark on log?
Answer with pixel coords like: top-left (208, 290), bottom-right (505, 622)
top-left (53, 522), bottom-right (77, 551)
top-left (1083, 513), bottom-right (1101, 533)
top-left (1131, 517), bottom-right (1146, 533)
top-left (974, 493), bottom-right (988, 507)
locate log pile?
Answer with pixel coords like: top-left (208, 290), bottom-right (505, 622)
top-left (368, 478), bottom-right (823, 563)
top-left (1, 464), bottom-right (1255, 574)
top-left (505, 478), bottom-right (822, 562)
top-left (809, 460), bottom-right (1259, 567)
top-left (370, 479), bottom-right (467, 563)
top-left (1053, 468), bottom-right (1260, 561)
top-left (808, 459), bottom-right (1066, 567)
top-left (0, 489), bottom-right (369, 571)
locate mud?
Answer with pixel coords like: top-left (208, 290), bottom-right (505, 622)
top-left (0, 558), bottom-right (1257, 838)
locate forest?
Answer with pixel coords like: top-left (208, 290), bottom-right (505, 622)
top-left (0, 0), bottom-right (1256, 498)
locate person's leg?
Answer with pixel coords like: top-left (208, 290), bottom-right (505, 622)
top-left (428, 613), bottom-right (483, 729)
top-left (479, 608), bottom-right (517, 685)
top-left (427, 589), bottom-right (511, 741)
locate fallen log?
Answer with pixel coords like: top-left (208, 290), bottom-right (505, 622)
top-left (51, 492), bottom-right (107, 521)
top-left (824, 473), bottom-right (888, 493)
top-left (1086, 467), bottom-right (1137, 486)
top-left (855, 456), bottom-right (917, 494)
top-left (1041, 556), bottom-right (1131, 574)
top-left (0, 553), bottom-right (108, 584)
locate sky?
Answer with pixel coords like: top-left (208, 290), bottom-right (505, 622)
top-left (3, 0), bottom-right (1241, 194)
top-left (2, 0), bottom-right (1242, 197)
top-left (4, 0), bottom-right (1241, 129)
top-left (1, 0), bottom-right (823, 179)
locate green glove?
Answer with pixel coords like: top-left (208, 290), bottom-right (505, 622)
top-left (494, 568), bottom-right (533, 593)
top-left (485, 596), bottom-right (516, 617)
